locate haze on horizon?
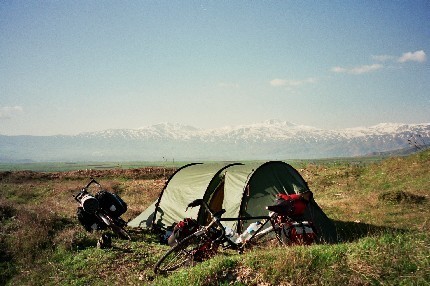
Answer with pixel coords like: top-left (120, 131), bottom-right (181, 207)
top-left (1, 1), bottom-right (429, 136)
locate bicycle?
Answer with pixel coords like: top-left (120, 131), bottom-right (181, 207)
top-left (153, 198), bottom-right (313, 274)
top-left (74, 178), bottom-right (131, 241)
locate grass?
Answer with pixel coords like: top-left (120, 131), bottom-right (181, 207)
top-left (152, 232), bottom-right (429, 286)
top-left (0, 150), bottom-right (429, 285)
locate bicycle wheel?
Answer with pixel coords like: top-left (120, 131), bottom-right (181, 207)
top-left (247, 225), bottom-right (283, 248)
top-left (154, 233), bottom-right (213, 274)
top-left (99, 213), bottom-right (131, 240)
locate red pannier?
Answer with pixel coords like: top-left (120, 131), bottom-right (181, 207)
top-left (281, 220), bottom-right (317, 245)
top-left (267, 193), bottom-right (308, 217)
top-left (167, 218), bottom-right (199, 246)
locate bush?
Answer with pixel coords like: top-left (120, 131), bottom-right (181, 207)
top-left (0, 201), bottom-right (75, 271)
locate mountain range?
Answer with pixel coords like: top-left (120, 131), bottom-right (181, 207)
top-left (1, 120), bottom-right (429, 162)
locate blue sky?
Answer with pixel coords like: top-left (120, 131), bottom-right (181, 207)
top-left (1, 1), bottom-right (429, 135)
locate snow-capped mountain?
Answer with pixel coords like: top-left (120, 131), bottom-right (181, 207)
top-left (75, 120), bottom-right (430, 141)
top-left (1, 120), bottom-right (429, 162)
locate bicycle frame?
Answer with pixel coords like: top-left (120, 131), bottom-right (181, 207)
top-left (187, 199), bottom-right (282, 251)
top-left (154, 199), bottom-right (287, 274)
top-left (221, 213), bottom-right (281, 249)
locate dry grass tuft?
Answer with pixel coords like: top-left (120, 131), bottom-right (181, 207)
top-left (378, 190), bottom-right (426, 204)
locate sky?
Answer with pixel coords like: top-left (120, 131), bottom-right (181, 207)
top-left (1, 1), bottom-right (429, 136)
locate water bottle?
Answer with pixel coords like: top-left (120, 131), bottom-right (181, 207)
top-left (225, 226), bottom-right (234, 237)
top-left (237, 221), bottom-right (262, 243)
top-left (225, 226), bottom-right (239, 243)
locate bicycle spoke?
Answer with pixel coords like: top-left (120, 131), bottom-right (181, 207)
top-left (160, 250), bottom-right (190, 270)
top-left (154, 234), bottom-right (201, 274)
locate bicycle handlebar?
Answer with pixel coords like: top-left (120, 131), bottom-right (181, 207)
top-left (187, 199), bottom-right (204, 208)
top-left (187, 198), bottom-right (226, 241)
top-left (74, 178), bottom-right (101, 202)
top-left (187, 199), bottom-right (220, 220)
top-left (83, 178), bottom-right (101, 190)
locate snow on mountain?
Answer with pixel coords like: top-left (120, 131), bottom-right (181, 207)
top-left (1, 121), bottom-right (429, 162)
top-left (205, 120), bottom-right (320, 140)
top-left (338, 123), bottom-right (430, 140)
top-left (77, 120), bottom-right (430, 142)
top-left (78, 123), bottom-right (201, 140)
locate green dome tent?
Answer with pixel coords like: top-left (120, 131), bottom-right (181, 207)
top-left (128, 161), bottom-right (337, 243)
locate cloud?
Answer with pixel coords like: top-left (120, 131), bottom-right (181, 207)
top-left (0, 106), bottom-right (23, 119)
top-left (269, 78), bottom-right (287, 87)
top-left (270, 77), bottom-right (317, 87)
top-left (332, 50), bottom-right (426, 76)
top-left (218, 82), bottom-right (240, 88)
top-left (372, 50), bottom-right (426, 64)
top-left (371, 54), bottom-right (396, 62)
top-left (398, 50), bottom-right (426, 63)
top-left (331, 64), bottom-right (383, 75)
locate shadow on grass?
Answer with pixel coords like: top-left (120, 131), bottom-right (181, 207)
top-left (333, 220), bottom-right (408, 243)
top-left (126, 228), bottom-right (161, 243)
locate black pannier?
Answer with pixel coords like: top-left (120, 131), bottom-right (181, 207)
top-left (95, 190), bottom-right (127, 218)
top-left (76, 207), bottom-right (107, 232)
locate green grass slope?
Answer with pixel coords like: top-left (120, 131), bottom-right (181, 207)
top-left (0, 150), bottom-right (429, 285)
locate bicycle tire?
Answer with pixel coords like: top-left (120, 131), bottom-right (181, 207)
top-left (154, 232), bottom-right (213, 274)
top-left (246, 225), bottom-right (283, 248)
top-left (98, 213), bottom-right (131, 240)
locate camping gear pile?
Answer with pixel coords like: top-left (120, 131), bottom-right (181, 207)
top-left (75, 179), bottom-right (130, 244)
top-left (129, 161), bottom-right (337, 244)
top-left (73, 162), bottom-right (337, 271)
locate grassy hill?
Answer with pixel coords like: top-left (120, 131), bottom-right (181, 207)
top-left (1, 151), bottom-right (429, 285)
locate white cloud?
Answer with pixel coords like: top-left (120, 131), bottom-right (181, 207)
top-left (270, 77), bottom-right (317, 87)
top-left (269, 78), bottom-right (287, 87)
top-left (331, 66), bottom-right (347, 73)
top-left (371, 54), bottom-right (396, 62)
top-left (398, 50), bottom-right (426, 63)
top-left (0, 106), bottom-right (23, 119)
top-left (372, 50), bottom-right (427, 63)
top-left (331, 64), bottom-right (383, 75)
